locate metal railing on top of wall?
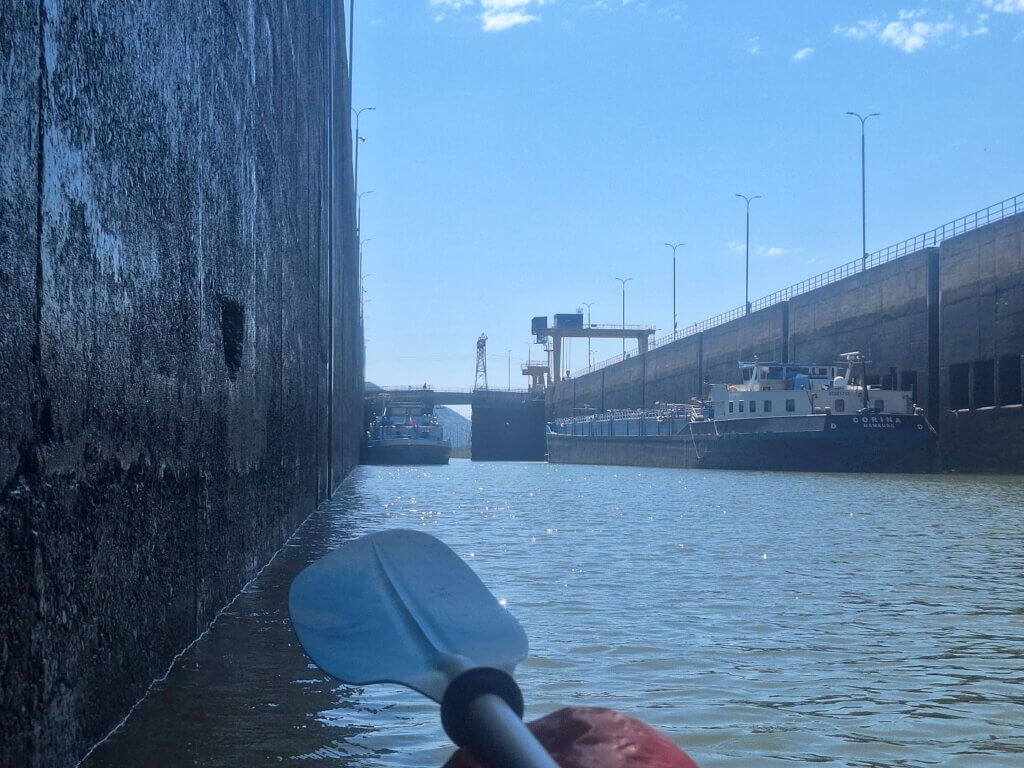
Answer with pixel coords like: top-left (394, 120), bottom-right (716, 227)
top-left (373, 385), bottom-right (532, 394)
top-left (569, 193), bottom-right (1023, 380)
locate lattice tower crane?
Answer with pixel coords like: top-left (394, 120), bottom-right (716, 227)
top-left (474, 333), bottom-right (488, 390)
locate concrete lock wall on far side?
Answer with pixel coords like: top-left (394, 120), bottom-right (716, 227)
top-left (546, 252), bottom-right (938, 418)
top-left (700, 303), bottom-right (788, 386)
top-left (0, 3), bottom-right (362, 767)
top-left (643, 334), bottom-right (701, 407)
top-left (788, 248), bottom-right (938, 418)
top-left (938, 213), bottom-right (1024, 471)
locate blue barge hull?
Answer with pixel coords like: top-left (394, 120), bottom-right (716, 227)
top-left (362, 441), bottom-right (451, 465)
top-left (547, 414), bottom-right (936, 473)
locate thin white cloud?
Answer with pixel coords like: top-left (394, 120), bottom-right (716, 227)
top-left (834, 19), bottom-right (880, 41)
top-left (729, 242), bottom-right (790, 257)
top-left (429, 0), bottom-right (544, 31)
top-left (985, 0), bottom-right (1024, 13)
top-left (791, 47), bottom-right (815, 60)
top-left (897, 8), bottom-right (926, 20)
top-left (746, 36), bottom-right (761, 55)
top-left (431, 0), bottom-right (475, 22)
top-left (881, 18), bottom-right (954, 52)
top-left (483, 9), bottom-right (539, 31)
top-left (834, 8), bottom-right (989, 53)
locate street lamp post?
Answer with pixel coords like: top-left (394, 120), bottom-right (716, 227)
top-left (614, 277), bottom-right (633, 355)
top-left (352, 106), bottom-right (375, 196)
top-left (360, 271), bottom-right (372, 321)
top-left (357, 190), bottom-right (374, 239)
top-left (357, 191), bottom-right (373, 301)
top-left (581, 301), bottom-right (594, 367)
top-left (664, 243), bottom-right (684, 335)
top-left (846, 111), bottom-right (880, 271)
top-left (735, 194), bottom-right (761, 314)
top-left (359, 243), bottom-right (371, 299)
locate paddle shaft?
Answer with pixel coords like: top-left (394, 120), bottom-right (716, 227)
top-left (463, 694), bottom-right (560, 768)
top-left (289, 531), bottom-right (551, 765)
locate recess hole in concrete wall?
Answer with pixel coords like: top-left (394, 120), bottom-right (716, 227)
top-left (221, 298), bottom-right (245, 380)
top-left (997, 355), bottom-right (1022, 406)
top-left (949, 363), bottom-right (969, 410)
top-left (973, 359), bottom-right (995, 408)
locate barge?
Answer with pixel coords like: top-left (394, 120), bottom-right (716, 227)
top-left (362, 401), bottom-right (452, 466)
top-left (547, 354), bottom-right (937, 473)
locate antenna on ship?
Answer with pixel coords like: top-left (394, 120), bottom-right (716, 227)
top-left (840, 351), bottom-right (871, 410)
top-left (475, 333), bottom-right (488, 390)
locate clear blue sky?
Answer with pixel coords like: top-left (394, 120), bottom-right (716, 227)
top-left (354, 1), bottom-right (1023, 389)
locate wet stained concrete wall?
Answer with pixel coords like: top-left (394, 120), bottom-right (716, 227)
top-left (939, 213), bottom-right (1024, 471)
top-left (700, 304), bottom-right (788, 387)
top-left (471, 394), bottom-right (546, 461)
top-left (788, 249), bottom-right (939, 421)
top-left (643, 334), bottom-right (702, 407)
top-left (0, 2), bottom-right (362, 766)
top-left (546, 215), bottom-right (1024, 472)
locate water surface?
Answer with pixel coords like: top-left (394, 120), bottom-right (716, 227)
top-left (85, 462), bottom-right (1024, 767)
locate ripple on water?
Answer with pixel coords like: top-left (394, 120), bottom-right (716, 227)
top-left (85, 463), bottom-right (1024, 767)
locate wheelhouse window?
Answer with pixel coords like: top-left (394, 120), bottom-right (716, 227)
top-left (729, 401), bottom-right (734, 413)
top-left (785, 399), bottom-right (795, 412)
top-left (874, 399), bottom-right (885, 411)
top-left (834, 399), bottom-right (845, 412)
top-left (764, 399), bottom-right (772, 413)
top-left (738, 401), bottom-right (745, 413)
top-left (749, 400), bottom-right (757, 413)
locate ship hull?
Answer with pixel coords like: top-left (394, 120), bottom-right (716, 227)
top-left (362, 439), bottom-right (452, 465)
top-left (547, 414), bottom-right (936, 473)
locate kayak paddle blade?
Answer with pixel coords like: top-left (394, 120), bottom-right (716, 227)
top-left (289, 529), bottom-right (529, 702)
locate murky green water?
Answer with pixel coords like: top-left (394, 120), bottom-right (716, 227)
top-left (84, 462), bottom-right (1024, 767)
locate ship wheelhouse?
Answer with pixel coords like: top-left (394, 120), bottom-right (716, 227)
top-left (710, 357), bottom-right (914, 420)
top-left (374, 403), bottom-right (447, 442)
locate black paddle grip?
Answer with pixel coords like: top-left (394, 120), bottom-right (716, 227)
top-left (441, 667), bottom-right (525, 747)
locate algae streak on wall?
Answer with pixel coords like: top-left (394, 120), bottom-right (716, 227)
top-left (0, 2), bottom-right (362, 766)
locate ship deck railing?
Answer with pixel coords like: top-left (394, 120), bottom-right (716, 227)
top-left (557, 404), bottom-right (703, 424)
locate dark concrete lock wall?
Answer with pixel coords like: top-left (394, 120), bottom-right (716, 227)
top-left (0, 2), bottom-right (363, 765)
